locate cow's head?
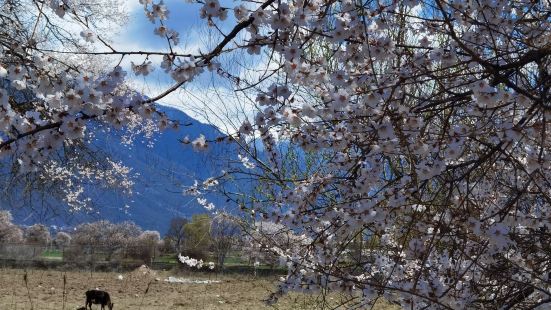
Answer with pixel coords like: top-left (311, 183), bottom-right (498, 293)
top-left (108, 302), bottom-right (114, 310)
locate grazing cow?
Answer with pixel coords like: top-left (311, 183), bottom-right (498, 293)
top-left (85, 290), bottom-right (114, 310)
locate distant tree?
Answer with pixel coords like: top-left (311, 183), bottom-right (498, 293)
top-left (159, 236), bottom-right (174, 255)
top-left (165, 217), bottom-right (189, 252)
top-left (130, 230), bottom-right (161, 263)
top-left (70, 220), bottom-right (142, 262)
top-left (0, 211), bottom-right (24, 244)
top-left (108, 221), bottom-right (143, 249)
top-left (54, 231), bottom-right (72, 248)
top-left (183, 214), bottom-right (212, 260)
top-left (72, 220), bottom-right (141, 248)
top-left (25, 224), bottom-right (51, 245)
top-left (210, 214), bottom-right (241, 269)
top-left (139, 230), bottom-right (161, 244)
top-left (72, 220), bottom-right (110, 247)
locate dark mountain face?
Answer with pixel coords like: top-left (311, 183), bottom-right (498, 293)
top-left (3, 104), bottom-right (236, 233)
top-left (86, 104), bottom-right (235, 231)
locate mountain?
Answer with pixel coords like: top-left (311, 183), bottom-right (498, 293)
top-left (86, 104), bottom-right (235, 231)
top-left (3, 104), bottom-right (237, 233)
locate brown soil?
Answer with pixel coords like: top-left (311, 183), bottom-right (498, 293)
top-left (0, 268), bottom-right (397, 309)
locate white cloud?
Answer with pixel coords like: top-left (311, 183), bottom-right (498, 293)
top-left (112, 0), bottom-right (264, 133)
top-left (127, 77), bottom-right (250, 133)
top-left (122, 1), bottom-right (145, 14)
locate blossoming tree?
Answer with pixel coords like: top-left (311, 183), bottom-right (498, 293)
top-left (0, 0), bottom-right (137, 210)
top-left (1, 0), bottom-right (551, 308)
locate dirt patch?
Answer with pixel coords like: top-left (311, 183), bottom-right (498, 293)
top-left (0, 268), bottom-right (398, 309)
top-left (127, 264), bottom-right (158, 282)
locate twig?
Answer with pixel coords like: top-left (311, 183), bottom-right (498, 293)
top-left (138, 280), bottom-right (153, 310)
top-left (23, 270), bottom-right (34, 310)
top-left (62, 273), bottom-right (67, 310)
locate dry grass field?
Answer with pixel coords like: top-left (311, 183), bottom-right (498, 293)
top-left (0, 267), bottom-right (398, 309)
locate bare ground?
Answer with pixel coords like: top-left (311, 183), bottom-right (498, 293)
top-left (0, 268), bottom-right (397, 309)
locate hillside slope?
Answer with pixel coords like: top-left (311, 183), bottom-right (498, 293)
top-left (4, 104), bottom-right (235, 232)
